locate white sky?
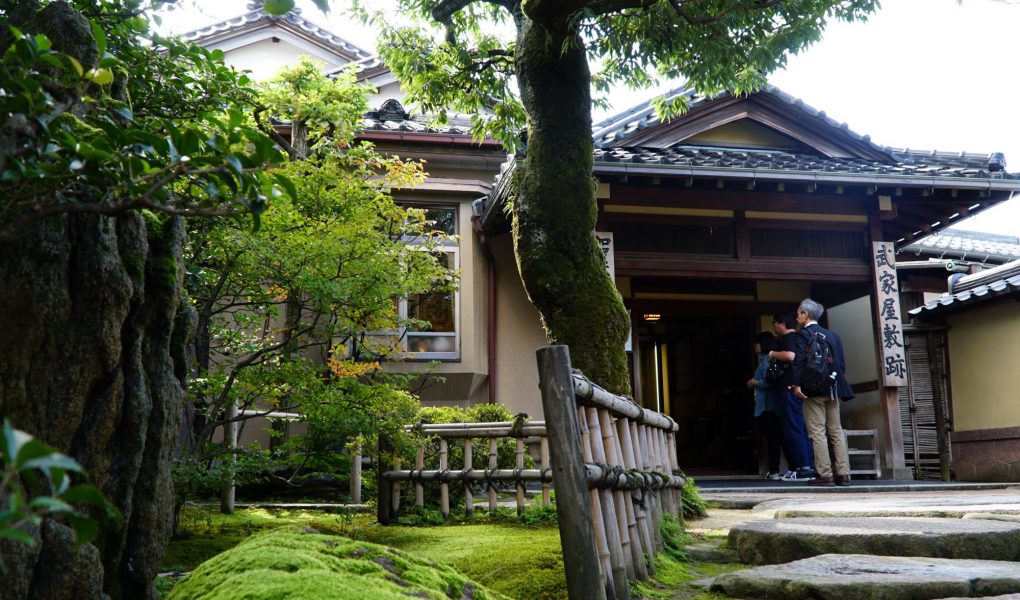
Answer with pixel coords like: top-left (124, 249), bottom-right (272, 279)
top-left (158, 0), bottom-right (1020, 235)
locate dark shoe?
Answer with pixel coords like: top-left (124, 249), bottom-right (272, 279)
top-left (807, 477), bottom-right (835, 487)
top-left (834, 475), bottom-right (851, 487)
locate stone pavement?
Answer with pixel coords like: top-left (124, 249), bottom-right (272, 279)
top-left (688, 483), bottom-right (1020, 599)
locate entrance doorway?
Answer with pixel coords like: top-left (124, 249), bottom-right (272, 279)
top-left (637, 314), bottom-right (757, 476)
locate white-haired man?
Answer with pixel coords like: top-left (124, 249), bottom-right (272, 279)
top-left (790, 298), bottom-right (855, 487)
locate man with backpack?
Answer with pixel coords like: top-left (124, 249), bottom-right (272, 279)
top-left (790, 298), bottom-right (856, 487)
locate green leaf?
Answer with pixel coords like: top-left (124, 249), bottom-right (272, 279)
top-left (86, 68), bottom-right (114, 85)
top-left (272, 173), bottom-right (298, 201)
top-left (13, 439), bottom-right (56, 470)
top-left (21, 453), bottom-right (84, 474)
top-left (65, 55), bottom-right (83, 78)
top-left (90, 20), bottom-right (107, 57)
top-left (32, 34), bottom-right (51, 52)
top-left (29, 496), bottom-right (75, 514)
top-left (262, 0), bottom-right (296, 15)
top-left (65, 513), bottom-right (99, 546)
top-left (61, 485), bottom-right (119, 517)
top-left (4, 420), bottom-right (33, 465)
top-left (0, 528), bottom-right (36, 546)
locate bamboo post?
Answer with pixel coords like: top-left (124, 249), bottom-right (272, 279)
top-left (464, 438), bottom-right (474, 517)
top-left (350, 445), bottom-right (362, 505)
top-left (638, 423), bottom-right (662, 549)
top-left (579, 406), bottom-right (613, 595)
top-left (488, 438), bottom-right (498, 511)
top-left (516, 438), bottom-right (526, 515)
top-left (667, 431), bottom-right (680, 519)
top-left (652, 428), bottom-right (671, 516)
top-left (612, 416), bottom-right (649, 580)
top-left (540, 437), bottom-right (551, 506)
top-left (586, 406), bottom-right (631, 600)
top-left (597, 408), bottom-right (636, 580)
top-left (439, 437), bottom-right (450, 519)
top-left (620, 418), bottom-right (655, 575)
top-left (392, 457), bottom-right (401, 515)
top-left (415, 446), bottom-right (425, 509)
top-left (536, 346), bottom-right (607, 600)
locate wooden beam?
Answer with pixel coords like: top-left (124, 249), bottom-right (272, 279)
top-left (615, 253), bottom-right (870, 282)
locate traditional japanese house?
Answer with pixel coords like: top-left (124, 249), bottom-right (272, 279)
top-left (477, 86), bottom-right (1020, 478)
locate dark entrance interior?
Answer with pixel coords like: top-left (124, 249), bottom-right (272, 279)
top-left (637, 314), bottom-right (757, 476)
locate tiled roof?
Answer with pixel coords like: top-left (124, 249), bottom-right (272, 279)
top-left (910, 260), bottom-right (1020, 317)
top-left (178, 3), bottom-right (374, 62)
top-left (902, 229), bottom-right (1020, 264)
top-left (362, 100), bottom-right (477, 136)
top-left (593, 146), bottom-right (1014, 180)
top-left (592, 85), bottom-right (1013, 183)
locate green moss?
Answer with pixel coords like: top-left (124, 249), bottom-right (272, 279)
top-left (167, 528), bottom-right (511, 600)
top-left (358, 521), bottom-right (566, 600)
top-left (631, 553), bottom-right (752, 600)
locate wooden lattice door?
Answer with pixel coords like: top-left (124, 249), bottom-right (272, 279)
top-left (898, 329), bottom-right (952, 480)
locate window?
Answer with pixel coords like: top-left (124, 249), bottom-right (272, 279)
top-left (400, 205), bottom-right (459, 360)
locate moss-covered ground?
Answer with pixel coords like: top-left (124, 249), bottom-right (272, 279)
top-left (161, 505), bottom-right (751, 600)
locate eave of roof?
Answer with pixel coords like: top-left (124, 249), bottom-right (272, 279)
top-left (910, 260), bottom-right (1020, 318)
top-left (902, 228), bottom-right (1020, 265)
top-left (178, 5), bottom-right (374, 63)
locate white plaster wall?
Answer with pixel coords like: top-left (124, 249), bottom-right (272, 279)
top-left (828, 296), bottom-right (884, 434)
top-left (221, 38), bottom-right (341, 80)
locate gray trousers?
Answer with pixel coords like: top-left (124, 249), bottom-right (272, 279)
top-left (802, 394), bottom-right (851, 479)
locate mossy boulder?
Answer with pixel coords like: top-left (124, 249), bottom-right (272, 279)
top-left (166, 528), bottom-right (511, 600)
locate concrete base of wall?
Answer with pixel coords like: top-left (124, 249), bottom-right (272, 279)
top-left (953, 427), bottom-right (1020, 482)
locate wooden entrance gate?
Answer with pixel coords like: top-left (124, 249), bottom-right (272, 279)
top-left (898, 328), bottom-right (952, 480)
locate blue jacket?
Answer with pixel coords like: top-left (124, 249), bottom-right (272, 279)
top-left (753, 354), bottom-right (781, 416)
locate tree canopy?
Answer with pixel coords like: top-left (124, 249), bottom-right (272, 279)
top-left (361, 0), bottom-right (880, 392)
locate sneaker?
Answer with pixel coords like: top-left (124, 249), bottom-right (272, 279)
top-left (796, 468), bottom-right (817, 481)
top-left (765, 472), bottom-right (783, 480)
top-left (779, 470), bottom-right (798, 481)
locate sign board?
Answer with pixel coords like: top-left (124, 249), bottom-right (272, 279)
top-left (595, 231), bottom-right (615, 279)
top-left (872, 242), bottom-right (908, 387)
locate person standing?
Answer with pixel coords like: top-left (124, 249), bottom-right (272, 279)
top-left (768, 310), bottom-right (815, 481)
top-left (747, 331), bottom-right (788, 480)
top-left (790, 298), bottom-right (855, 487)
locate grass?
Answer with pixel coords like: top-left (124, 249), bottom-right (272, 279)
top-left (162, 504), bottom-right (753, 599)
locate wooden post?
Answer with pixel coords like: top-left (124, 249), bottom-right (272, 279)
top-left (377, 437), bottom-right (393, 524)
top-left (464, 438), bottom-right (474, 517)
top-left (219, 400), bottom-right (239, 515)
top-left (638, 423), bottom-right (662, 549)
top-left (392, 457), bottom-right (401, 515)
top-left (488, 438), bottom-right (498, 511)
top-left (619, 418), bottom-right (654, 576)
top-left (537, 346), bottom-right (608, 600)
top-left (439, 437), bottom-right (450, 519)
top-left (516, 438), bottom-right (526, 515)
top-left (540, 437), bottom-right (551, 506)
top-left (350, 445), bottom-right (362, 505)
top-left (415, 446), bottom-right (425, 509)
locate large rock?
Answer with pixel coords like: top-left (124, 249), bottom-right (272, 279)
top-left (729, 517), bottom-right (1020, 564)
top-left (711, 553), bottom-right (1020, 600)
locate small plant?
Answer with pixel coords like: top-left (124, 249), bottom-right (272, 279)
top-left (679, 474), bottom-right (708, 520)
top-left (659, 514), bottom-right (692, 562)
top-left (394, 506), bottom-right (446, 527)
top-left (0, 420), bottom-right (118, 550)
top-left (335, 506), bottom-right (358, 538)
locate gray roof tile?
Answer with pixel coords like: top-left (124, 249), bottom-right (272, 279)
top-left (903, 229), bottom-right (1020, 264)
top-left (910, 260), bottom-right (1020, 317)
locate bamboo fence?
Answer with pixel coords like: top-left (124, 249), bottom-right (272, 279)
top-left (377, 346), bottom-right (684, 600)
top-left (378, 421), bottom-right (552, 520)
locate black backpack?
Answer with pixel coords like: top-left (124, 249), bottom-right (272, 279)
top-left (800, 328), bottom-right (838, 397)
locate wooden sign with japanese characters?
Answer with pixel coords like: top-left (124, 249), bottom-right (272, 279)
top-left (872, 242), bottom-right (908, 386)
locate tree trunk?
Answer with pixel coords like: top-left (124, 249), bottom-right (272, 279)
top-left (512, 13), bottom-right (631, 394)
top-left (0, 210), bottom-right (194, 600)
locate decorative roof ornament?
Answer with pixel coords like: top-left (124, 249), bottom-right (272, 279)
top-left (374, 99), bottom-right (409, 122)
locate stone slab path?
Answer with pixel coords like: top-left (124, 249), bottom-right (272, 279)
top-left (728, 516), bottom-right (1020, 564)
top-left (710, 553), bottom-right (1020, 600)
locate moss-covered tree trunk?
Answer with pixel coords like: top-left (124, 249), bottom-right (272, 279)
top-left (512, 9), bottom-right (631, 394)
top-left (0, 3), bottom-right (194, 599)
top-left (0, 212), bottom-right (193, 600)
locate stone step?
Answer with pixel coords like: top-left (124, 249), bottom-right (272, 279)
top-left (728, 517), bottom-right (1020, 565)
top-left (711, 553), bottom-right (1020, 600)
top-left (684, 541), bottom-right (739, 563)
